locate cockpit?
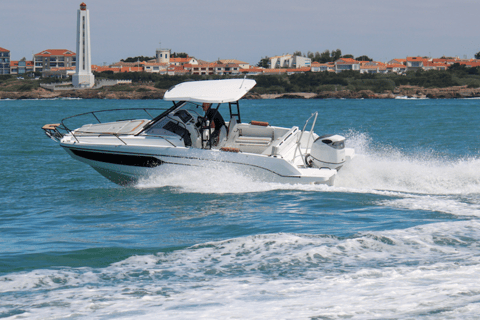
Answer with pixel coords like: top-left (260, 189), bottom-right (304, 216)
top-left (142, 101), bottom-right (237, 149)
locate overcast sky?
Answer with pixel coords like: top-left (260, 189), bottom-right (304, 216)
top-left (1, 0), bottom-right (479, 65)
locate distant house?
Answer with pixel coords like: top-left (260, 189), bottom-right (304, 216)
top-left (262, 68), bottom-right (287, 75)
top-left (386, 63), bottom-right (406, 74)
top-left (335, 58), bottom-right (360, 73)
top-left (423, 61), bottom-right (449, 71)
top-left (33, 49), bottom-right (76, 73)
top-left (269, 54), bottom-right (311, 69)
top-left (240, 66), bottom-right (264, 75)
top-left (219, 59), bottom-right (250, 69)
top-left (359, 61), bottom-right (387, 74)
top-left (214, 62), bottom-right (241, 75)
top-left (431, 58), bottom-right (460, 65)
top-left (42, 67), bottom-right (76, 78)
top-left (406, 57), bottom-right (451, 71)
top-left (167, 66), bottom-right (190, 76)
top-left (269, 54), bottom-right (293, 69)
top-left (143, 62), bottom-right (168, 73)
top-left (293, 56), bottom-right (311, 68)
top-left (170, 56), bottom-right (198, 66)
top-left (311, 62), bottom-right (335, 72)
top-left (0, 47), bottom-right (10, 75)
top-left (286, 67), bottom-right (311, 75)
top-left (459, 60), bottom-right (480, 68)
top-left (191, 63), bottom-right (215, 75)
top-left (406, 56), bottom-right (428, 71)
top-left (388, 58), bottom-right (406, 65)
top-left (10, 60), bottom-right (34, 75)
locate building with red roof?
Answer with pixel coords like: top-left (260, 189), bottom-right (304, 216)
top-left (311, 62), bottom-right (335, 72)
top-left (335, 58), bottom-right (360, 73)
top-left (359, 61), bottom-right (387, 74)
top-left (406, 56), bottom-right (429, 71)
top-left (10, 60), bottom-right (35, 75)
top-left (34, 49), bottom-right (76, 73)
top-left (214, 62), bottom-right (241, 75)
top-left (143, 62), bottom-right (168, 74)
top-left (218, 59), bottom-right (250, 69)
top-left (0, 47), bottom-right (10, 75)
top-left (191, 62), bottom-right (216, 75)
top-left (170, 56), bottom-right (199, 66)
top-left (388, 58), bottom-right (406, 65)
top-left (386, 63), bottom-right (407, 74)
top-left (423, 61), bottom-right (449, 71)
top-left (240, 66), bottom-right (265, 75)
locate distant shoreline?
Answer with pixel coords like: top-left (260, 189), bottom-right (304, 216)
top-left (1, 84), bottom-right (480, 100)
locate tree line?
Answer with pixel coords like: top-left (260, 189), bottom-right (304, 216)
top-left (121, 52), bottom-right (190, 63)
top-left (90, 63), bottom-right (480, 94)
top-left (257, 49), bottom-right (373, 67)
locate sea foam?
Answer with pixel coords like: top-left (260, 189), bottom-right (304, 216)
top-left (2, 221), bottom-right (480, 319)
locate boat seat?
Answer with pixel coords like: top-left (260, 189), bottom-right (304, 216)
top-left (235, 136), bottom-right (272, 145)
top-left (76, 119), bottom-right (148, 135)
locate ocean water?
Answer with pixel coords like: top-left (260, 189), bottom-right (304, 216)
top-left (1, 97), bottom-right (480, 319)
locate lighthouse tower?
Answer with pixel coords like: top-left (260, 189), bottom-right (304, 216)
top-left (72, 2), bottom-right (95, 88)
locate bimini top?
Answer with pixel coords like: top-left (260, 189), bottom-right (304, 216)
top-left (163, 78), bottom-right (256, 103)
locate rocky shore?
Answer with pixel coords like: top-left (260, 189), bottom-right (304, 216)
top-left (249, 85), bottom-right (480, 100)
top-left (1, 84), bottom-right (480, 100)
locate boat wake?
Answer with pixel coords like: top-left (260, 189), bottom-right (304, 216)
top-left (4, 221), bottom-right (480, 319)
top-left (137, 132), bottom-right (480, 196)
top-left (337, 131), bottom-right (480, 195)
top-left (135, 132), bottom-right (480, 218)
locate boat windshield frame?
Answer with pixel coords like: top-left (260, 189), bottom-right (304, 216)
top-left (139, 100), bottom-right (242, 135)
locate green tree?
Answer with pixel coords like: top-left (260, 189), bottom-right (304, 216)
top-left (172, 52), bottom-right (189, 58)
top-left (341, 54), bottom-right (354, 59)
top-left (293, 51), bottom-right (304, 57)
top-left (475, 51), bottom-right (480, 59)
top-left (355, 55), bottom-right (373, 61)
top-left (257, 56), bottom-right (270, 68)
top-left (121, 56), bottom-right (155, 63)
top-left (319, 50), bottom-right (331, 63)
top-left (331, 49), bottom-right (342, 61)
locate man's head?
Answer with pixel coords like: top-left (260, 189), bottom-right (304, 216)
top-left (202, 103), bottom-right (211, 111)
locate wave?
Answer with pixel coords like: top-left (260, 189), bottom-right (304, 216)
top-left (337, 131), bottom-right (480, 195)
top-left (2, 221), bottom-right (480, 319)
top-left (395, 95), bottom-right (429, 100)
top-left (136, 131), bottom-right (480, 195)
top-left (134, 132), bottom-right (480, 218)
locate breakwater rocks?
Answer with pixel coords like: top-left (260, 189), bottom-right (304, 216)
top-left (246, 85), bottom-right (480, 100)
top-left (1, 85), bottom-right (480, 100)
top-left (0, 86), bottom-right (166, 100)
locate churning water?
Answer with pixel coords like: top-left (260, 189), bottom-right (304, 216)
top-left (1, 98), bottom-right (479, 319)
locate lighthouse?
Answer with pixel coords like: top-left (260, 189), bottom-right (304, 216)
top-left (72, 2), bottom-right (95, 88)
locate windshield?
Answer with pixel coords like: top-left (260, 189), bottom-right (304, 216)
top-left (142, 102), bottom-right (211, 147)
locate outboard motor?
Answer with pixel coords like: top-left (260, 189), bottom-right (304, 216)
top-left (306, 134), bottom-right (346, 170)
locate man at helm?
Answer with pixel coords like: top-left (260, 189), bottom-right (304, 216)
top-left (201, 103), bottom-right (226, 147)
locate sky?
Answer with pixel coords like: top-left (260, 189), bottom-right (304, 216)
top-left (1, 0), bottom-right (479, 65)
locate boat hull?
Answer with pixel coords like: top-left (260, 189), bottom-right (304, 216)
top-left (61, 144), bottom-right (337, 186)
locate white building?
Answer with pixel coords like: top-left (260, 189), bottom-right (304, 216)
top-left (269, 54), bottom-right (311, 69)
top-left (72, 2), bottom-right (95, 88)
top-left (156, 48), bottom-right (171, 64)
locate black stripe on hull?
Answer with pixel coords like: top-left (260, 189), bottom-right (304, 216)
top-left (69, 149), bottom-right (163, 167)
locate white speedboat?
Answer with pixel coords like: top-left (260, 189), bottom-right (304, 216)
top-left (43, 79), bottom-right (354, 186)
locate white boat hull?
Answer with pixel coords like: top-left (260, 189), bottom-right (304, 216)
top-left (62, 143), bottom-right (338, 186)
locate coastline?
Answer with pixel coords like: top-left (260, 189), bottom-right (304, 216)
top-left (1, 84), bottom-right (480, 100)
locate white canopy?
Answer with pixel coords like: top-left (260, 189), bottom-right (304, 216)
top-left (163, 79), bottom-right (256, 103)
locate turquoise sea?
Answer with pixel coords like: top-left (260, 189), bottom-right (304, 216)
top-left (1, 97), bottom-right (480, 319)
